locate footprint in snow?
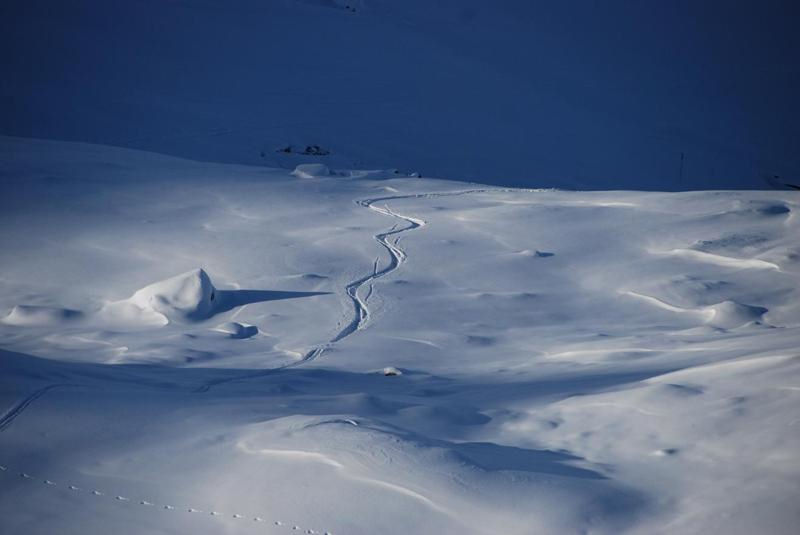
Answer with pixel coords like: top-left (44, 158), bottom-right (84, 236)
top-left (20, 473), bottom-right (31, 479)
top-left (45, 480), bottom-right (56, 485)
top-left (69, 485), bottom-right (80, 490)
top-left (163, 505), bottom-right (174, 510)
top-left (92, 490), bottom-right (103, 496)
top-left (188, 508), bottom-right (201, 513)
top-left (232, 514), bottom-right (242, 518)
top-left (210, 511), bottom-right (221, 516)
top-left (140, 501), bottom-right (153, 506)
top-left (254, 517), bottom-right (263, 522)
top-left (116, 496), bottom-right (129, 501)
top-left (0, 465), bottom-right (7, 471)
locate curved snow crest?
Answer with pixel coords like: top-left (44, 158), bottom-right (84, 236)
top-left (101, 268), bottom-right (218, 326)
top-left (236, 420), bottom-right (458, 519)
top-left (623, 291), bottom-right (768, 329)
top-left (237, 414), bottom-right (645, 534)
top-left (659, 248), bottom-right (781, 271)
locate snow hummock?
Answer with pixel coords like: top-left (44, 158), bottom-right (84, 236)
top-left (2, 305), bottom-right (83, 327)
top-left (707, 300), bottom-right (768, 329)
top-left (291, 163), bottom-right (331, 179)
top-left (101, 268), bottom-right (217, 326)
top-left (128, 268), bottom-right (217, 321)
top-left (214, 321), bottom-right (259, 339)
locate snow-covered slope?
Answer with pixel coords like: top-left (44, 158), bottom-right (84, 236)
top-left (0, 137), bottom-right (798, 534)
top-left (2, 0), bottom-right (797, 190)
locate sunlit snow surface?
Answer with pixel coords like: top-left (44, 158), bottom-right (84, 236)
top-left (0, 137), bottom-right (799, 534)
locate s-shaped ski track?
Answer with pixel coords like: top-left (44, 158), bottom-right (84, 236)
top-left (196, 187), bottom-right (510, 392)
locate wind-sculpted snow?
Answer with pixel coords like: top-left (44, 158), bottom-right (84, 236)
top-left (99, 268), bottom-right (217, 326)
top-left (0, 138), bottom-right (799, 534)
top-left (1, 305), bottom-right (84, 327)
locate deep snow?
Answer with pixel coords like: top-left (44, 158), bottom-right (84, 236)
top-left (0, 136), bottom-right (799, 534)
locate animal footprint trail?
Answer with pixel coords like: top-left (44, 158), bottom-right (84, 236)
top-left (0, 462), bottom-right (333, 533)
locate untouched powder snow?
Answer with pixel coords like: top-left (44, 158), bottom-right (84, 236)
top-left (0, 137), bottom-right (799, 534)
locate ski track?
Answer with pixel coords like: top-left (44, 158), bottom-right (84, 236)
top-left (195, 188), bottom-right (505, 392)
top-left (0, 384), bottom-right (68, 432)
top-left (321, 188), bottom-right (504, 349)
top-left (0, 463), bottom-right (333, 534)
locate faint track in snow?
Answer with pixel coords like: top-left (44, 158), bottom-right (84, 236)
top-left (0, 384), bottom-right (67, 432)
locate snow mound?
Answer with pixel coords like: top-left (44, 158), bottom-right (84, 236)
top-left (1, 305), bottom-right (83, 326)
top-left (214, 321), bottom-right (259, 339)
top-left (707, 301), bottom-right (768, 329)
top-left (514, 249), bottom-right (554, 258)
top-left (291, 163), bottom-right (330, 179)
top-left (102, 269), bottom-right (218, 326)
top-left (129, 268), bottom-right (217, 321)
